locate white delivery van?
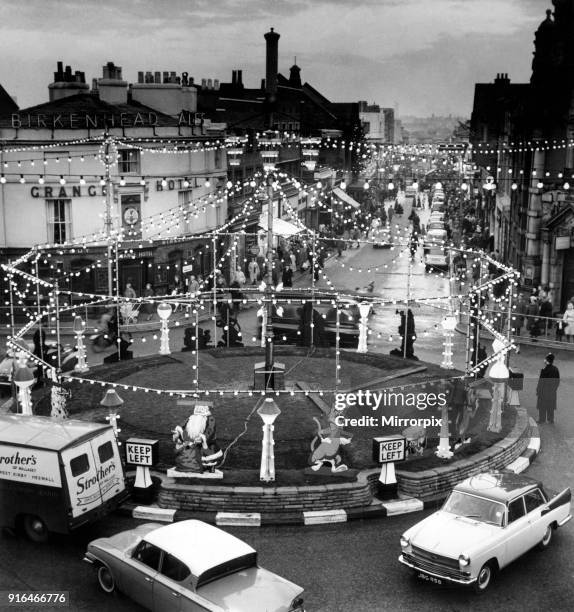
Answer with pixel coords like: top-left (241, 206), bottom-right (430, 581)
top-left (0, 414), bottom-right (128, 541)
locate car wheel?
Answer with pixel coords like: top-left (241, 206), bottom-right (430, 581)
top-left (538, 524), bottom-right (553, 550)
top-left (97, 565), bottom-right (116, 594)
top-left (473, 561), bottom-right (495, 593)
top-left (23, 515), bottom-right (49, 543)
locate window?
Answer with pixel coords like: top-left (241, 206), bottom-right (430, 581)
top-left (98, 441), bottom-right (114, 463)
top-left (524, 489), bottom-right (546, 513)
top-left (118, 149), bottom-right (140, 174)
top-left (46, 199), bottom-right (71, 244)
top-left (508, 498), bottom-right (526, 523)
top-left (70, 454), bottom-right (89, 477)
top-left (161, 553), bottom-right (190, 582)
top-left (133, 541), bottom-right (162, 570)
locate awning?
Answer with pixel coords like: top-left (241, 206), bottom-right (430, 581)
top-left (258, 216), bottom-right (304, 237)
top-left (332, 187), bottom-right (360, 209)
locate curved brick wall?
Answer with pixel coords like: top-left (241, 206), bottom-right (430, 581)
top-left (157, 408), bottom-right (530, 512)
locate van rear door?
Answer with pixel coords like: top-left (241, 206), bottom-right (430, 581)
top-left (61, 442), bottom-right (104, 518)
top-left (89, 429), bottom-right (125, 504)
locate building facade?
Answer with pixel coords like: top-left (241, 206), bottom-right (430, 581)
top-left (470, 1), bottom-right (574, 310)
top-left (0, 61), bottom-right (228, 298)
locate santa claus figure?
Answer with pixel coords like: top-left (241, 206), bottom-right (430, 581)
top-left (172, 403), bottom-right (223, 473)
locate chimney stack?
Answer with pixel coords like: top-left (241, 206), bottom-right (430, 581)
top-left (264, 27), bottom-right (280, 103)
top-left (48, 61), bottom-right (90, 101)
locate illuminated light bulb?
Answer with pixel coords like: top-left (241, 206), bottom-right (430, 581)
top-left (0, 175), bottom-right (5, 184)
top-left (119, 176), bottom-right (126, 186)
top-left (205, 179), bottom-right (211, 188)
top-left (59, 176), bottom-right (66, 185)
top-left (19, 175), bottom-right (25, 184)
top-left (140, 177), bottom-right (146, 186)
top-left (38, 176), bottom-right (45, 185)
top-left (564, 182), bottom-right (570, 190)
top-left (161, 178), bottom-right (167, 188)
top-left (511, 183), bottom-right (518, 190)
top-left (79, 176), bottom-right (86, 185)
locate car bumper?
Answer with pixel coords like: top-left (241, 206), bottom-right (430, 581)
top-left (399, 554), bottom-right (475, 586)
top-left (558, 513), bottom-right (572, 527)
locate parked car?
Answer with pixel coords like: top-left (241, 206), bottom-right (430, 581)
top-left (271, 292), bottom-right (361, 347)
top-left (427, 221), bottom-right (445, 232)
top-left (423, 228), bottom-right (447, 253)
top-left (85, 520), bottom-right (306, 612)
top-left (372, 226), bottom-right (392, 249)
top-left (425, 247), bottom-right (449, 272)
top-left (399, 472), bottom-right (571, 593)
top-left (431, 201), bottom-right (445, 212)
top-left (429, 211), bottom-right (445, 222)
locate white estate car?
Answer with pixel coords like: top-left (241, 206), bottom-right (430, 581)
top-left (399, 473), bottom-right (571, 593)
top-left (85, 520), bottom-right (306, 611)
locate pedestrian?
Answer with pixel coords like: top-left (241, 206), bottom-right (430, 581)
top-left (514, 292), bottom-right (528, 336)
top-left (234, 267), bottom-right (246, 287)
top-left (562, 302), bottom-right (574, 342)
top-left (188, 274), bottom-right (200, 296)
top-left (143, 283), bottom-right (155, 321)
top-left (387, 204), bottom-right (394, 226)
top-left (289, 251), bottom-right (297, 271)
top-left (124, 282), bottom-right (137, 299)
top-left (536, 353), bottom-right (560, 424)
top-left (282, 264), bottom-right (293, 287)
top-left (526, 296), bottom-right (540, 341)
top-left (248, 257), bottom-right (260, 285)
top-left (538, 295), bottom-right (553, 336)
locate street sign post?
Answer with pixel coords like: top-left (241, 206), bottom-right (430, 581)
top-left (125, 438), bottom-right (159, 503)
top-left (372, 436), bottom-right (406, 500)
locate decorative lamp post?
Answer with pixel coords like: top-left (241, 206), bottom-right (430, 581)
top-left (257, 398), bottom-right (281, 482)
top-left (440, 315), bottom-right (457, 369)
top-left (157, 302), bottom-right (173, 355)
top-left (101, 388), bottom-right (124, 439)
top-left (73, 315), bottom-right (89, 372)
top-left (14, 366), bottom-right (35, 415)
top-left (487, 338), bottom-right (508, 433)
top-left (357, 301), bottom-right (372, 353)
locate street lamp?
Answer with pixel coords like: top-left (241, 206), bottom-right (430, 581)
top-left (157, 302), bottom-right (173, 355)
top-left (14, 366), bottom-right (35, 415)
top-left (440, 315), bottom-right (457, 369)
top-left (487, 338), bottom-right (508, 433)
top-left (257, 398), bottom-right (281, 482)
top-left (357, 301), bottom-right (372, 353)
top-left (101, 388), bottom-right (124, 438)
top-left (73, 315), bottom-right (89, 373)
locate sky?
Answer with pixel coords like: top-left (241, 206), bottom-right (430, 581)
top-left (0, 0), bottom-right (551, 117)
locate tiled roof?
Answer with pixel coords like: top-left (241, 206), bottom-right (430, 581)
top-left (0, 93), bottom-right (183, 128)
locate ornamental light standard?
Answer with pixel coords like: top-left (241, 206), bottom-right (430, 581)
top-left (157, 302), bottom-right (173, 355)
top-left (257, 398), bottom-right (281, 482)
top-left (14, 366), bottom-right (35, 415)
top-left (357, 301), bottom-right (372, 353)
top-left (73, 315), bottom-right (89, 372)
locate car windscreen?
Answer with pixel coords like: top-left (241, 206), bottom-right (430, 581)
top-left (196, 552), bottom-right (257, 589)
top-left (442, 491), bottom-right (505, 526)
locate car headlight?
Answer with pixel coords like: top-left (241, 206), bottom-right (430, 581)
top-left (458, 554), bottom-right (470, 567)
top-left (400, 535), bottom-right (410, 549)
top-left (290, 596), bottom-right (304, 611)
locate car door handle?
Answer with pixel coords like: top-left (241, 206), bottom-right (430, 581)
top-left (171, 592), bottom-right (180, 598)
top-left (144, 576), bottom-right (152, 582)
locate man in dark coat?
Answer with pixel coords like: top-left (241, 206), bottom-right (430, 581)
top-left (536, 353), bottom-right (560, 424)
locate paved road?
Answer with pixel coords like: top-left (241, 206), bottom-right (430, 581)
top-left (1, 507), bottom-right (572, 612)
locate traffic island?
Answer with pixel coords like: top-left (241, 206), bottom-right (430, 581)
top-left (58, 347), bottom-right (536, 519)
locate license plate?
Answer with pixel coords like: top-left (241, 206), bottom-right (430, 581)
top-left (417, 572), bottom-right (443, 585)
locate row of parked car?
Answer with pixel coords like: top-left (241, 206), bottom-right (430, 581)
top-left (423, 188), bottom-right (450, 273)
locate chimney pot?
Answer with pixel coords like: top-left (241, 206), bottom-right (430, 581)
top-left (214, 79), bottom-right (219, 90)
top-left (232, 70), bottom-right (237, 85)
top-left (202, 78), bottom-right (207, 88)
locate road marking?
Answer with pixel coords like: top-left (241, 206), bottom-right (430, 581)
top-left (133, 506), bottom-right (176, 522)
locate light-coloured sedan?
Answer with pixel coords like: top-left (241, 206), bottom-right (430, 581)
top-left (84, 520), bottom-right (306, 611)
top-left (399, 473), bottom-right (571, 593)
